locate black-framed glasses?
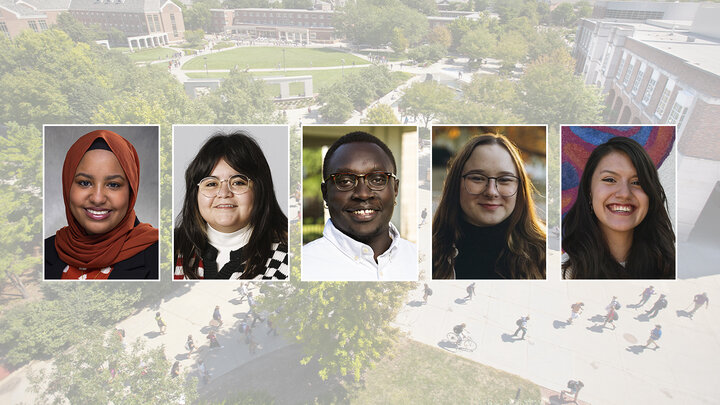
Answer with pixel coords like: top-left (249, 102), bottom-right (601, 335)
top-left (324, 171), bottom-right (397, 192)
top-left (197, 174), bottom-right (251, 197)
top-left (461, 173), bottom-right (519, 197)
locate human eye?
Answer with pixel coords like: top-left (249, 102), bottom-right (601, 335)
top-left (368, 173), bottom-right (387, 186)
top-left (467, 174), bottom-right (487, 183)
top-left (76, 179), bottom-right (91, 187)
top-left (497, 176), bottom-right (516, 185)
top-left (630, 178), bottom-right (642, 187)
top-left (334, 175), bottom-right (355, 187)
top-left (601, 177), bottom-right (616, 183)
top-left (230, 176), bottom-right (248, 187)
top-left (201, 178), bottom-right (219, 188)
top-left (107, 181), bottom-right (123, 189)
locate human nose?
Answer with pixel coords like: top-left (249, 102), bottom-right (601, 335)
top-left (614, 181), bottom-right (632, 198)
top-left (483, 178), bottom-right (500, 197)
top-left (216, 179), bottom-right (233, 197)
top-left (352, 176), bottom-right (374, 199)
top-left (89, 185), bottom-right (107, 204)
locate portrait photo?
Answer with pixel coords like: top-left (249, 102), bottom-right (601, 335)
top-left (431, 125), bottom-right (547, 280)
top-left (561, 125), bottom-right (677, 279)
top-left (173, 125), bottom-right (289, 280)
top-left (43, 125), bottom-right (159, 280)
top-left (301, 125), bottom-right (419, 281)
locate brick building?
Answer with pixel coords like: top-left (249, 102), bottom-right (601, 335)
top-left (211, 8), bottom-right (335, 44)
top-left (574, 2), bottom-right (720, 242)
top-left (0, 0), bottom-right (69, 38)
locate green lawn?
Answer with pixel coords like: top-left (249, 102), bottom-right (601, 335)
top-left (126, 47), bottom-right (175, 62)
top-left (182, 47), bottom-right (367, 70)
top-left (346, 339), bottom-right (542, 404)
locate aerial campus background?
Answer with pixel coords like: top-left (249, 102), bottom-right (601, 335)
top-left (0, 0), bottom-right (719, 404)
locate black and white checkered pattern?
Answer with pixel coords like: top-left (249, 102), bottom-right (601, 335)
top-left (228, 242), bottom-right (289, 280)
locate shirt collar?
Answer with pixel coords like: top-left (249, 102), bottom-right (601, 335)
top-left (322, 219), bottom-right (400, 264)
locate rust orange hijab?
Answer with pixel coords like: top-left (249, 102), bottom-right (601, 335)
top-left (54, 130), bottom-right (158, 268)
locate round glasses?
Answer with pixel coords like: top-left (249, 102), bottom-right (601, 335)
top-left (324, 171), bottom-right (397, 192)
top-left (197, 174), bottom-right (251, 198)
top-left (462, 173), bottom-right (519, 197)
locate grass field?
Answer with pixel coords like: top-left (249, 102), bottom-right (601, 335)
top-left (126, 47), bottom-right (175, 62)
top-left (346, 339), bottom-right (542, 404)
top-left (186, 69), bottom-right (413, 98)
top-left (182, 47), bottom-right (367, 70)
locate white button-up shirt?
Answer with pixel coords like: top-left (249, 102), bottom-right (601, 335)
top-left (302, 219), bottom-right (418, 281)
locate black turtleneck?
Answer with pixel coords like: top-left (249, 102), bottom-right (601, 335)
top-left (454, 217), bottom-right (511, 279)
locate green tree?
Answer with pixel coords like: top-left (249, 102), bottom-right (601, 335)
top-left (362, 103), bottom-right (400, 124)
top-left (203, 70), bottom-right (280, 124)
top-left (428, 25), bottom-right (452, 49)
top-left (515, 50), bottom-right (604, 129)
top-left (390, 27), bottom-right (409, 53)
top-left (457, 26), bottom-right (495, 64)
top-left (184, 28), bottom-right (206, 48)
top-left (399, 80), bottom-right (455, 127)
top-left (318, 91), bottom-right (354, 123)
top-left (550, 3), bottom-right (577, 27)
top-left (461, 74), bottom-right (518, 112)
top-left (335, 0), bottom-right (428, 47)
top-left (406, 44), bottom-right (446, 64)
top-left (260, 280), bottom-right (415, 382)
top-left (493, 30), bottom-right (529, 71)
top-left (55, 12), bottom-right (102, 43)
top-left (29, 333), bottom-right (197, 404)
top-left (283, 0), bottom-right (313, 8)
top-left (400, 0), bottom-right (437, 15)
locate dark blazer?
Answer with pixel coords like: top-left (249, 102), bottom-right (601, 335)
top-left (45, 222), bottom-right (159, 280)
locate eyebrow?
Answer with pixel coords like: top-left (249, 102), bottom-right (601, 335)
top-left (463, 169), bottom-right (517, 176)
top-left (331, 167), bottom-right (392, 174)
top-left (598, 170), bottom-right (637, 177)
top-left (74, 172), bottom-right (126, 181)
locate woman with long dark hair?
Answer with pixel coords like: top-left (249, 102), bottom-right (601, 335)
top-left (562, 136), bottom-right (675, 279)
top-left (432, 134), bottom-right (546, 279)
top-left (174, 131), bottom-right (288, 280)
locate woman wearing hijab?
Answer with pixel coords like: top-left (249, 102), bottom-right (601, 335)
top-left (44, 129), bottom-right (159, 280)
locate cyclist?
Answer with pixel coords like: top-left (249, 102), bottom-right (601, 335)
top-left (453, 323), bottom-right (468, 342)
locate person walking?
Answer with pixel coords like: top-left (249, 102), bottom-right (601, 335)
top-left (198, 359), bottom-right (209, 384)
top-left (512, 315), bottom-right (529, 339)
top-left (238, 282), bottom-right (249, 303)
top-left (207, 330), bottom-right (222, 349)
top-left (423, 283), bottom-right (432, 304)
top-left (689, 292), bottom-right (709, 318)
top-left (560, 380), bottom-right (584, 403)
top-left (247, 292), bottom-right (256, 309)
top-left (170, 361), bottom-right (180, 378)
top-left (266, 317), bottom-right (278, 336)
top-left (645, 325), bottom-right (662, 349)
top-left (420, 208), bottom-right (428, 226)
top-left (185, 334), bottom-right (196, 354)
top-left (212, 305), bottom-right (223, 327)
top-left (464, 282), bottom-right (476, 300)
top-left (645, 294), bottom-right (667, 318)
top-left (567, 302), bottom-right (584, 324)
top-left (155, 312), bottom-right (167, 334)
top-left (635, 286), bottom-right (655, 308)
top-left (602, 304), bottom-right (618, 329)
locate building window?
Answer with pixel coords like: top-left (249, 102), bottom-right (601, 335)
top-left (622, 58), bottom-right (635, 87)
top-left (39, 20), bottom-right (48, 31)
top-left (170, 14), bottom-right (178, 37)
top-left (655, 80), bottom-right (675, 118)
top-left (28, 21), bottom-right (39, 32)
top-left (667, 102), bottom-right (687, 126)
top-left (615, 53), bottom-right (626, 80)
top-left (0, 22), bottom-right (8, 37)
top-left (153, 15), bottom-right (160, 31)
top-left (642, 70), bottom-right (659, 105)
top-left (631, 63), bottom-right (646, 95)
top-left (601, 46), bottom-right (612, 73)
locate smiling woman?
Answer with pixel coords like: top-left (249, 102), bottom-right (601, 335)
top-left (562, 135), bottom-right (675, 279)
top-left (173, 128), bottom-right (289, 280)
top-left (44, 129), bottom-right (159, 280)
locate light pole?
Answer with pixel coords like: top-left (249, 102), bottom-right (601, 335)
top-left (204, 56), bottom-right (208, 77)
top-left (341, 58), bottom-right (345, 78)
top-left (283, 48), bottom-right (286, 73)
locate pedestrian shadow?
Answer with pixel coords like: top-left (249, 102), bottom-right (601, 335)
top-left (548, 394), bottom-right (573, 404)
top-left (200, 325), bottom-right (215, 334)
top-left (407, 300), bottom-right (424, 307)
top-left (144, 331), bottom-right (162, 339)
top-left (454, 298), bottom-right (469, 305)
top-left (626, 303), bottom-right (644, 309)
top-left (553, 320), bottom-right (570, 329)
top-left (501, 333), bottom-right (521, 343)
top-left (174, 352), bottom-right (191, 361)
top-left (626, 344), bottom-right (647, 354)
top-left (676, 310), bottom-right (693, 319)
top-left (588, 314), bottom-right (605, 323)
top-left (228, 297), bottom-right (245, 305)
top-left (586, 324), bottom-right (605, 334)
top-left (634, 313), bottom-right (650, 322)
top-left (232, 312), bottom-right (248, 319)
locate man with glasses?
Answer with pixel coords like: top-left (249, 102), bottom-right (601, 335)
top-left (302, 132), bottom-right (417, 281)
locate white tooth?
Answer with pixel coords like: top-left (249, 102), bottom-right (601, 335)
top-left (87, 209), bottom-right (108, 214)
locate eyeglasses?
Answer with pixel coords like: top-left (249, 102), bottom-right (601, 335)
top-left (462, 173), bottom-right (519, 197)
top-left (197, 174), bottom-right (251, 197)
top-left (324, 171), bottom-right (397, 192)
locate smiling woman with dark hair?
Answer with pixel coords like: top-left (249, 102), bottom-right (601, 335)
top-left (174, 131), bottom-right (288, 280)
top-left (45, 129), bottom-right (158, 280)
top-left (302, 131), bottom-right (417, 281)
top-left (562, 136), bottom-right (675, 279)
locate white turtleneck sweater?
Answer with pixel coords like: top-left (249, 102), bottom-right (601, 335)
top-left (206, 224), bottom-right (253, 271)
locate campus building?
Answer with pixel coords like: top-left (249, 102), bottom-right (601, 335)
top-left (211, 7), bottom-right (335, 43)
top-left (573, 1), bottom-right (720, 243)
top-left (0, 0), bottom-right (68, 38)
top-left (0, 0), bottom-right (184, 50)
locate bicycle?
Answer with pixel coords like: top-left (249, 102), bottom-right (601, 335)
top-left (446, 331), bottom-right (478, 352)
